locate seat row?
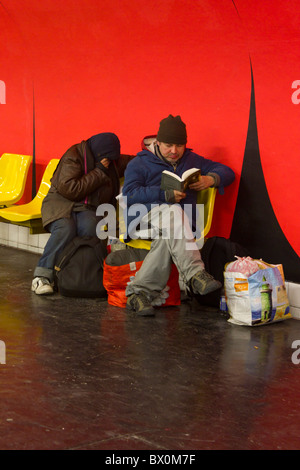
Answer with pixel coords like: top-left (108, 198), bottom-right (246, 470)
top-left (0, 153), bottom-right (59, 233)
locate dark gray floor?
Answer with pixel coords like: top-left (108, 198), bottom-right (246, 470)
top-left (1, 244), bottom-right (300, 450)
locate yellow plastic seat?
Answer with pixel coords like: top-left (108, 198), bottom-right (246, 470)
top-left (0, 153), bottom-right (33, 207)
top-left (119, 186), bottom-right (217, 250)
top-left (197, 186), bottom-right (217, 238)
top-left (0, 159), bottom-right (59, 222)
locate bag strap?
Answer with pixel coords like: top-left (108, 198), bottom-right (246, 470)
top-left (54, 238), bottom-right (80, 271)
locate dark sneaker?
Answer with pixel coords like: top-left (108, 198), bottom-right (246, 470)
top-left (190, 270), bottom-right (222, 296)
top-left (126, 292), bottom-right (155, 316)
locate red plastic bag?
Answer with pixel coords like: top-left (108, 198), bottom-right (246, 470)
top-left (103, 260), bottom-right (181, 308)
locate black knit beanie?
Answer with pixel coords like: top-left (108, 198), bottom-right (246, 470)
top-left (156, 115), bottom-right (187, 145)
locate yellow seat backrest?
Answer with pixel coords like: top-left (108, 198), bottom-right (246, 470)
top-left (35, 159), bottom-right (60, 200)
top-left (118, 186), bottom-right (217, 250)
top-left (0, 153), bottom-right (33, 206)
top-left (197, 186), bottom-right (217, 239)
top-left (0, 159), bottom-right (60, 222)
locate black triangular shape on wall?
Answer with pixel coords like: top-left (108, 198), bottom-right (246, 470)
top-left (230, 62), bottom-right (300, 282)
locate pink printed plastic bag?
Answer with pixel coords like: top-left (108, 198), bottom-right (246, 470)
top-left (226, 256), bottom-right (260, 277)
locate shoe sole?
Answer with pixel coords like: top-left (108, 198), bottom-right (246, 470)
top-left (126, 303), bottom-right (156, 317)
top-left (32, 286), bottom-right (54, 295)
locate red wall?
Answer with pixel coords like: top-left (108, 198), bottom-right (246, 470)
top-left (1, 1), bottom-right (299, 273)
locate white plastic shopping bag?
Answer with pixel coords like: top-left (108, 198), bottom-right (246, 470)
top-left (224, 259), bottom-right (291, 326)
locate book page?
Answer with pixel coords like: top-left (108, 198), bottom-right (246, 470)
top-left (161, 170), bottom-right (183, 182)
top-left (181, 168), bottom-right (201, 180)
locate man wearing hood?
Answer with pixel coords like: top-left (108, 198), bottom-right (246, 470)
top-left (31, 132), bottom-right (133, 295)
top-left (122, 115), bottom-right (235, 316)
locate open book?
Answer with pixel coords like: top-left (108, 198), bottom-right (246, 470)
top-left (160, 168), bottom-right (201, 191)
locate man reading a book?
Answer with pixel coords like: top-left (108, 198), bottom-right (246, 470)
top-left (122, 114), bottom-right (235, 316)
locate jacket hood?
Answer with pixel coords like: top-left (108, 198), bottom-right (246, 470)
top-left (141, 135), bottom-right (157, 152)
top-left (87, 132), bottom-right (121, 161)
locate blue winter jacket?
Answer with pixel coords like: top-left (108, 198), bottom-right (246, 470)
top-left (122, 147), bottom-right (235, 236)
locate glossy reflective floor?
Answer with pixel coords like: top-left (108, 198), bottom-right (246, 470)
top-left (1, 245), bottom-right (300, 450)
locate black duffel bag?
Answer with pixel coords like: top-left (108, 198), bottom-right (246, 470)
top-left (54, 236), bottom-right (108, 298)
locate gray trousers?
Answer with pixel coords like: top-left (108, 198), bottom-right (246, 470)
top-left (125, 204), bottom-right (204, 299)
